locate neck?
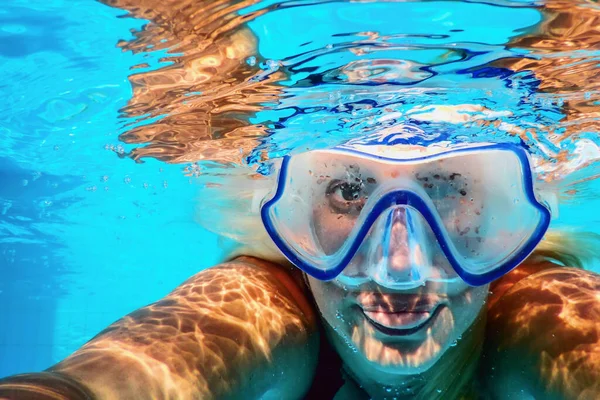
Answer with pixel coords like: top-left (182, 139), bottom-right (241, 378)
top-left (341, 312), bottom-right (486, 399)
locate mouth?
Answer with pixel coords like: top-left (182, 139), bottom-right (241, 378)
top-left (361, 304), bottom-right (446, 336)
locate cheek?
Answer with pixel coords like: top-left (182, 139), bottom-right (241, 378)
top-left (441, 199), bottom-right (484, 230)
top-left (448, 285), bottom-right (488, 327)
top-left (307, 278), bottom-right (354, 327)
top-left (313, 206), bottom-right (356, 254)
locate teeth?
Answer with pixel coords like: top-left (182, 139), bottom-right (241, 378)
top-left (364, 310), bottom-right (431, 329)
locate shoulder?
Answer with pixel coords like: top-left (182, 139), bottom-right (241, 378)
top-left (481, 262), bottom-right (600, 399)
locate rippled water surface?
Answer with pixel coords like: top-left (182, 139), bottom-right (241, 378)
top-left (1, 0), bottom-right (600, 376)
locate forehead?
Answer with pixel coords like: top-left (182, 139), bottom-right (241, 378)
top-left (289, 143), bottom-right (524, 188)
top-left (302, 142), bottom-right (507, 170)
top-left (337, 143), bottom-right (453, 159)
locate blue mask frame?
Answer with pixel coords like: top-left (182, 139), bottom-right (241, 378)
top-left (261, 143), bottom-right (552, 286)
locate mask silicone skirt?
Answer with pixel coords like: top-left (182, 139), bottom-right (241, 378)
top-left (261, 142), bottom-right (551, 287)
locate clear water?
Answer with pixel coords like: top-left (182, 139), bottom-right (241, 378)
top-left (1, 0), bottom-right (600, 378)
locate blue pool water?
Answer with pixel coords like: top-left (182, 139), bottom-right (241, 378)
top-left (1, 0), bottom-right (600, 379)
top-left (0, 0), bottom-right (225, 377)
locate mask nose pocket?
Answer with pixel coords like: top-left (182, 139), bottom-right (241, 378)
top-left (340, 205), bottom-right (457, 289)
top-left (380, 207), bottom-right (426, 284)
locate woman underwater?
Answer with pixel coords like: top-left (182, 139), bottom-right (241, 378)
top-left (1, 135), bottom-right (600, 400)
top-left (2, 0), bottom-right (600, 398)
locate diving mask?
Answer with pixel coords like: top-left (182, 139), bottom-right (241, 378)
top-left (260, 142), bottom-right (552, 287)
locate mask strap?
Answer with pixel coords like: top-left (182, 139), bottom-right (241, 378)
top-left (251, 187), bottom-right (270, 213)
top-left (537, 189), bottom-right (559, 220)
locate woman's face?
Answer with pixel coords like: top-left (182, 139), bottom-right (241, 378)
top-left (307, 173), bottom-right (489, 382)
top-left (307, 275), bottom-right (488, 380)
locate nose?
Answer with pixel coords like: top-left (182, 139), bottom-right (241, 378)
top-left (370, 206), bottom-right (434, 289)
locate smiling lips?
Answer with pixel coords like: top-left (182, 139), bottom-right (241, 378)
top-left (363, 309), bottom-right (432, 329)
top-left (357, 294), bottom-right (444, 335)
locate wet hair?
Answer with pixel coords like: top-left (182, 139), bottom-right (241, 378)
top-left (194, 166), bottom-right (285, 263)
top-left (529, 230), bottom-right (600, 269)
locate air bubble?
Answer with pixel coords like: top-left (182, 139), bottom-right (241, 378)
top-left (246, 56), bottom-right (257, 66)
top-left (261, 59), bottom-right (280, 71)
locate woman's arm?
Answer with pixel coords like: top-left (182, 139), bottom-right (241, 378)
top-left (0, 257), bottom-right (319, 399)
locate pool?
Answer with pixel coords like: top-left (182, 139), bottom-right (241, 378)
top-left (1, 0), bottom-right (599, 390)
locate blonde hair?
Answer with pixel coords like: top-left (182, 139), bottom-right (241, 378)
top-left (531, 229), bottom-right (600, 270)
top-left (194, 166), bottom-right (285, 264)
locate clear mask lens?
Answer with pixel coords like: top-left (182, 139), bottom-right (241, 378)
top-left (261, 143), bottom-right (551, 285)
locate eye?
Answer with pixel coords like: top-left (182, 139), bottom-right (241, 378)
top-left (326, 180), bottom-right (366, 214)
top-left (336, 182), bottom-right (362, 201)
